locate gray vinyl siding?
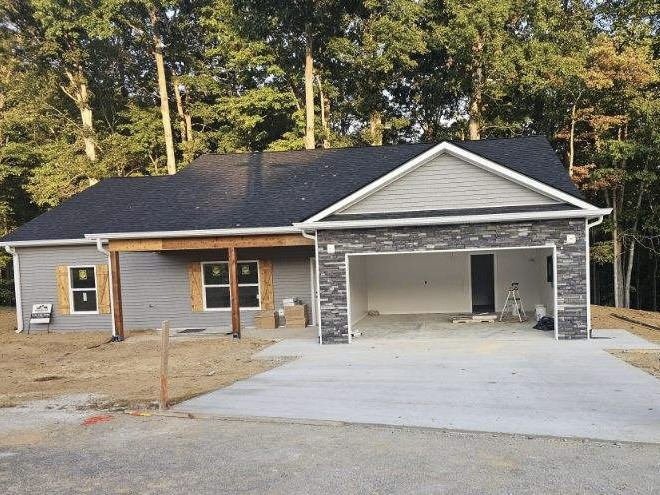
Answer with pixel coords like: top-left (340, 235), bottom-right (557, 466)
top-left (15, 245), bottom-right (314, 332)
top-left (339, 153), bottom-right (558, 215)
top-left (17, 245), bottom-right (111, 331)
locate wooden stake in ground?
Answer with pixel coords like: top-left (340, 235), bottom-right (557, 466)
top-left (159, 320), bottom-right (170, 410)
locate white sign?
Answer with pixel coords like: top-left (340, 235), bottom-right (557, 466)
top-left (30, 304), bottom-right (52, 324)
top-left (565, 234), bottom-right (576, 245)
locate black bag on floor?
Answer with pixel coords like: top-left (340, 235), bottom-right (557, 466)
top-left (533, 316), bottom-right (555, 331)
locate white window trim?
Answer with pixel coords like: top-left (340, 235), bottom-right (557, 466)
top-left (68, 265), bottom-right (99, 315)
top-left (201, 260), bottom-right (261, 312)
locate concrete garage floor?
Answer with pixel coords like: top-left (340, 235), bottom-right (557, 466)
top-left (178, 316), bottom-right (660, 443)
top-left (353, 313), bottom-right (551, 340)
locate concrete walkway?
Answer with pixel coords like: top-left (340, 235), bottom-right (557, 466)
top-left (177, 327), bottom-right (660, 443)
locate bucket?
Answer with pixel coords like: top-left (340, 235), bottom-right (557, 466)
top-left (535, 304), bottom-right (547, 321)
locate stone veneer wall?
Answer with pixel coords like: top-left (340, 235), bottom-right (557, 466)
top-left (316, 219), bottom-right (588, 343)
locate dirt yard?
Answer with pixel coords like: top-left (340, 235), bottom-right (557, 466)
top-left (591, 305), bottom-right (660, 379)
top-left (0, 307), bottom-right (283, 409)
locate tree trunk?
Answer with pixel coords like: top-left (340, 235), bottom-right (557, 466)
top-left (568, 103), bottom-right (576, 177)
top-left (611, 189), bottom-right (624, 308)
top-left (624, 184), bottom-right (645, 308)
top-left (316, 75), bottom-right (329, 148)
top-left (653, 247), bottom-right (658, 311)
top-left (185, 114), bottom-right (193, 142)
top-left (150, 9), bottom-right (177, 175)
top-left (303, 24), bottom-right (315, 150)
top-left (369, 111), bottom-right (383, 146)
top-left (78, 83), bottom-right (97, 163)
top-left (468, 40), bottom-right (483, 140)
top-left (173, 77), bottom-right (188, 143)
top-left (63, 70), bottom-right (96, 163)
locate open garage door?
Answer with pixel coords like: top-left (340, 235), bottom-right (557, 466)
top-left (347, 247), bottom-right (557, 339)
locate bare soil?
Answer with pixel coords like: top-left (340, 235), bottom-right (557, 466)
top-left (591, 305), bottom-right (660, 379)
top-left (0, 307), bottom-right (283, 409)
top-left (591, 305), bottom-right (660, 343)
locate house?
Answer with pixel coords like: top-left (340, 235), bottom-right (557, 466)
top-left (0, 136), bottom-right (610, 343)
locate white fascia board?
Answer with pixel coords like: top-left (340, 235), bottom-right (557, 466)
top-left (304, 141), bottom-right (597, 222)
top-left (84, 226), bottom-right (301, 240)
top-left (0, 238), bottom-right (99, 248)
top-left (295, 208), bottom-right (612, 230)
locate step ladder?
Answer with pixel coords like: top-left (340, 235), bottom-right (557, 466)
top-left (499, 282), bottom-right (526, 322)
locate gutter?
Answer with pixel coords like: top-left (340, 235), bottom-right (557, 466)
top-left (299, 229), bottom-right (323, 345)
top-left (4, 245), bottom-right (23, 333)
top-left (95, 238), bottom-right (118, 340)
top-left (295, 208), bottom-right (613, 231)
top-left (586, 215), bottom-right (604, 338)
top-left (0, 238), bottom-right (97, 248)
top-left (85, 226), bottom-right (301, 241)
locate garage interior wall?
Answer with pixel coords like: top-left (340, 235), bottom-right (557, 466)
top-left (348, 248), bottom-right (554, 325)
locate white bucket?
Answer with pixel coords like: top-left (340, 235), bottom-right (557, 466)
top-left (535, 304), bottom-right (547, 321)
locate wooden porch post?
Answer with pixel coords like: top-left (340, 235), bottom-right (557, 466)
top-left (228, 247), bottom-right (241, 338)
top-left (109, 251), bottom-right (125, 340)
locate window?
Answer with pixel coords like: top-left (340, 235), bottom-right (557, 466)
top-left (202, 261), bottom-right (260, 310)
top-left (69, 266), bottom-right (98, 313)
top-left (546, 255), bottom-right (554, 285)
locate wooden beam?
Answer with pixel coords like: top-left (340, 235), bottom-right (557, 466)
top-left (108, 234), bottom-right (313, 252)
top-left (159, 320), bottom-right (170, 410)
top-left (109, 251), bottom-right (125, 340)
top-left (228, 247), bottom-right (241, 338)
top-left (108, 239), bottom-right (163, 252)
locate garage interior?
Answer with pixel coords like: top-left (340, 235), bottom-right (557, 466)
top-left (347, 248), bottom-right (556, 339)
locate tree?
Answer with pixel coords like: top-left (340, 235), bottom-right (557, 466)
top-left (327, 0), bottom-right (426, 145)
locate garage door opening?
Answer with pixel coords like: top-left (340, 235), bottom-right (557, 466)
top-left (347, 247), bottom-right (557, 340)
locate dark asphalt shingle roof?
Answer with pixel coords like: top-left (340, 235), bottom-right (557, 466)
top-left (1, 136), bottom-right (585, 242)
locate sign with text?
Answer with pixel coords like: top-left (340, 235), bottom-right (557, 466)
top-left (30, 304), bottom-right (52, 324)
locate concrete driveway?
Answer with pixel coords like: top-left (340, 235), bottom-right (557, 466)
top-left (178, 326), bottom-right (660, 443)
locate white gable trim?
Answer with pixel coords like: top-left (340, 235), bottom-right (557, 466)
top-left (295, 208), bottom-right (612, 230)
top-left (305, 142), bottom-right (596, 222)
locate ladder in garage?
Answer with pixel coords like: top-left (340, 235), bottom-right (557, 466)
top-left (499, 282), bottom-right (526, 322)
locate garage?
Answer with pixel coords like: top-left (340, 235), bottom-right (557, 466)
top-left (346, 247), bottom-right (557, 340)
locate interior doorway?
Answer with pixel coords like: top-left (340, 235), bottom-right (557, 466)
top-left (470, 254), bottom-right (495, 313)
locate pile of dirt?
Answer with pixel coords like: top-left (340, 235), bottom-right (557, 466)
top-left (0, 306), bottom-right (282, 409)
top-left (591, 305), bottom-right (660, 380)
top-left (591, 305), bottom-right (660, 343)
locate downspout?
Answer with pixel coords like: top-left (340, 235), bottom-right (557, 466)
top-left (586, 216), bottom-right (604, 338)
top-left (4, 245), bottom-right (23, 333)
top-left (301, 229), bottom-right (323, 345)
top-left (95, 238), bottom-right (116, 338)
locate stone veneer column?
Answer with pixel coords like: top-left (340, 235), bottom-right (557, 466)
top-left (316, 219), bottom-right (588, 343)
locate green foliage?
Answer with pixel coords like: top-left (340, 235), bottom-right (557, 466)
top-left (0, 0), bottom-right (659, 307)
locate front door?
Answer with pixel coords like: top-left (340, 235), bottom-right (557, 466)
top-left (471, 254), bottom-right (495, 313)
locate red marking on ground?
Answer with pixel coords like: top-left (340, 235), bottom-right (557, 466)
top-left (82, 415), bottom-right (113, 426)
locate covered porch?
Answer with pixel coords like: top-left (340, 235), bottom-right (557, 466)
top-left (101, 233), bottom-right (316, 340)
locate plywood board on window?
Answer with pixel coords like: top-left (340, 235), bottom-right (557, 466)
top-left (96, 264), bottom-right (111, 314)
top-left (188, 262), bottom-right (203, 312)
top-left (55, 265), bottom-right (70, 315)
top-left (259, 260), bottom-right (274, 310)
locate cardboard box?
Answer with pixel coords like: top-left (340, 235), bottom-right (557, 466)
top-left (255, 310), bottom-right (278, 329)
top-left (284, 304), bottom-right (308, 327)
